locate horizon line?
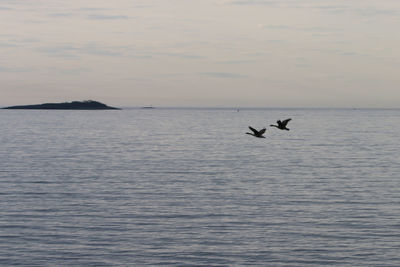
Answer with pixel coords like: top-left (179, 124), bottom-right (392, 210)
top-left (1, 105), bottom-right (399, 110)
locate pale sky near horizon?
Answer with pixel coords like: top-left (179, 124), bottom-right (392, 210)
top-left (1, 0), bottom-right (399, 108)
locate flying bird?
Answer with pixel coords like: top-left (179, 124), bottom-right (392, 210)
top-left (246, 126), bottom-right (266, 138)
top-left (270, 118), bottom-right (291, 131)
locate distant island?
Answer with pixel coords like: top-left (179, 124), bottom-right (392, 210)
top-left (3, 100), bottom-right (120, 110)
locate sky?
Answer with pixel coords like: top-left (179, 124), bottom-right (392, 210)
top-left (1, 0), bottom-right (400, 108)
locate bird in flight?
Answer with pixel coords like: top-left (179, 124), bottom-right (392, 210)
top-left (270, 118), bottom-right (291, 131)
top-left (246, 126), bottom-right (266, 138)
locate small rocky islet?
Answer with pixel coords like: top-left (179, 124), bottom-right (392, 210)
top-left (3, 100), bottom-right (120, 110)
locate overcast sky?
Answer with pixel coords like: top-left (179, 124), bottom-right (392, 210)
top-left (1, 0), bottom-right (399, 107)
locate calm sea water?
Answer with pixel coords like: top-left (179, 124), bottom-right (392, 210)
top-left (0, 108), bottom-right (399, 266)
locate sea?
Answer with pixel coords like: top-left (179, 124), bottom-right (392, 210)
top-left (0, 108), bottom-right (399, 266)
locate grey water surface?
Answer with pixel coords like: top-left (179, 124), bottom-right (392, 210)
top-left (0, 108), bottom-right (399, 266)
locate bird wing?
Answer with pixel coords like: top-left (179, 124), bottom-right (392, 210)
top-left (248, 126), bottom-right (258, 134)
top-left (259, 128), bottom-right (266, 135)
top-left (282, 118), bottom-right (291, 126)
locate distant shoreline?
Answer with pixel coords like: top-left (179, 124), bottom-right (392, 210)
top-left (3, 100), bottom-right (120, 110)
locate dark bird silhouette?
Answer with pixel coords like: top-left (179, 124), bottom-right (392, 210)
top-left (270, 118), bottom-right (291, 130)
top-left (246, 126), bottom-right (266, 138)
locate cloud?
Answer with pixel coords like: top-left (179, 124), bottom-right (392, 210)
top-left (0, 66), bottom-right (31, 72)
top-left (267, 39), bottom-right (284, 43)
top-left (312, 4), bottom-right (400, 18)
top-left (227, 0), bottom-right (278, 6)
top-left (216, 60), bottom-right (255, 64)
top-left (0, 42), bottom-right (18, 47)
top-left (227, 0), bottom-right (400, 18)
top-left (262, 24), bottom-right (340, 35)
top-left (263, 25), bottom-right (292, 30)
top-left (48, 67), bottom-right (91, 75)
top-left (313, 5), bottom-right (349, 12)
top-left (353, 7), bottom-right (399, 17)
top-left (338, 51), bottom-right (357, 56)
top-left (87, 14), bottom-right (129, 20)
top-left (309, 48), bottom-right (358, 57)
top-left (81, 44), bottom-right (123, 57)
top-left (201, 72), bottom-right (247, 78)
top-left (79, 8), bottom-right (112, 11)
top-left (159, 52), bottom-right (204, 59)
top-left (16, 37), bottom-right (41, 43)
top-left (38, 45), bottom-right (80, 58)
top-left (37, 43), bottom-right (152, 59)
top-left (48, 12), bottom-right (76, 18)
